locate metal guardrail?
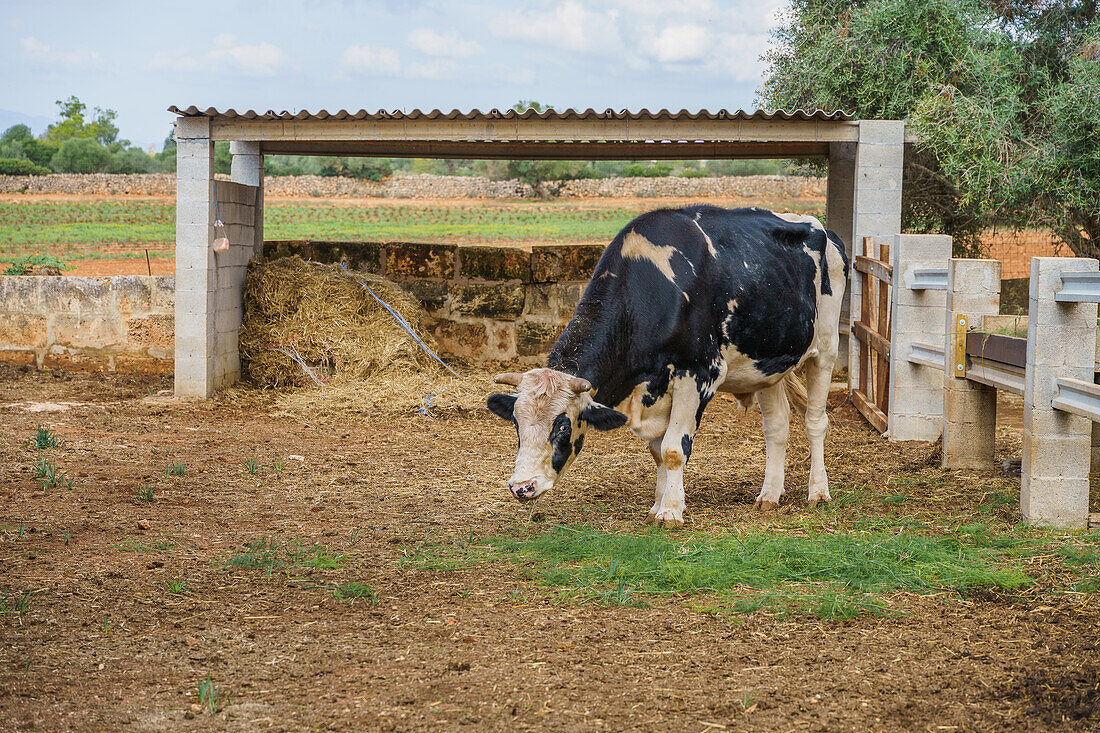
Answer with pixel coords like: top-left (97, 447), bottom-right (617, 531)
top-left (1052, 377), bottom-right (1100, 422)
top-left (909, 267), bottom-right (948, 291)
top-left (1055, 271), bottom-right (1100, 302)
top-left (966, 356), bottom-right (1025, 397)
top-left (908, 341), bottom-right (945, 369)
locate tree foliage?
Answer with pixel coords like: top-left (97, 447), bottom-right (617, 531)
top-left (760, 0), bottom-right (1100, 257)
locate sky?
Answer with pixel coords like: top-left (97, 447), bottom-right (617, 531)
top-left (1, 0), bottom-right (787, 150)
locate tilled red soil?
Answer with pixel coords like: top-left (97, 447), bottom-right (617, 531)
top-left (1, 366), bottom-right (1097, 731)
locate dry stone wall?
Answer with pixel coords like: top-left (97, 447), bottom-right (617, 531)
top-left (264, 241), bottom-right (605, 364)
top-left (0, 276), bottom-right (174, 373)
top-left (0, 173), bottom-right (824, 200)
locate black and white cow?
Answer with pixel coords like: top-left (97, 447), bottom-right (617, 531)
top-left (487, 205), bottom-right (848, 527)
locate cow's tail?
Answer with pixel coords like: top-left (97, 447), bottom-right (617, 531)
top-left (784, 369), bottom-right (808, 417)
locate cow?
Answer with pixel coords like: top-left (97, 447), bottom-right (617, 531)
top-left (486, 205), bottom-right (848, 527)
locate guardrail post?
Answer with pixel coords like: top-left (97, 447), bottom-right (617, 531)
top-left (888, 234), bottom-right (952, 441)
top-left (942, 258), bottom-right (1001, 468)
top-left (1023, 257), bottom-right (1099, 528)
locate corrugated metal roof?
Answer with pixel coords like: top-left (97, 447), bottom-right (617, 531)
top-left (168, 106), bottom-right (851, 122)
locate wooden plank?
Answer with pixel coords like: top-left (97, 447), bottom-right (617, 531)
top-left (1090, 513), bottom-right (1100, 531)
top-left (875, 241), bottom-right (891, 414)
top-left (859, 270), bottom-right (871, 398)
top-left (853, 321), bottom-right (890, 359)
top-left (852, 389), bottom-right (888, 433)
top-left (966, 332), bottom-right (1027, 369)
top-left (210, 117), bottom-right (861, 144)
top-left (853, 255), bottom-right (893, 285)
top-left (256, 139), bottom-right (833, 160)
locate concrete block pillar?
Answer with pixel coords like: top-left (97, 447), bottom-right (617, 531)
top-left (174, 117), bottom-right (216, 398)
top-left (847, 120), bottom-right (904, 383)
top-left (888, 234), bottom-right (952, 441)
top-left (827, 141), bottom-right (856, 369)
top-left (942, 258), bottom-right (1001, 468)
top-left (1022, 257), bottom-right (1098, 528)
top-left (230, 141), bottom-right (264, 256)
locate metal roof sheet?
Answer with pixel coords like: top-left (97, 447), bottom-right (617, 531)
top-left (168, 106), bottom-right (851, 122)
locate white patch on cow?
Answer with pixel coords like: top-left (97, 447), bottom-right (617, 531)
top-left (717, 342), bottom-right (780, 393)
top-left (774, 212), bottom-right (825, 230)
top-left (691, 218), bottom-right (719, 257)
top-left (615, 382), bottom-right (672, 443)
top-left (621, 230), bottom-right (677, 283)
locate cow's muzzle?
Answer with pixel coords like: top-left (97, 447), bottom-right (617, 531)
top-left (509, 480), bottom-right (538, 502)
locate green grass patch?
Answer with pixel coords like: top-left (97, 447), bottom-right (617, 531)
top-left (116, 538), bottom-right (173, 553)
top-left (333, 581), bottom-right (378, 604)
top-left (223, 536), bottom-right (347, 577)
top-left (29, 425), bottom-right (60, 450)
top-left (411, 523), bottom-right (1047, 619)
top-left (0, 199), bottom-right (825, 260)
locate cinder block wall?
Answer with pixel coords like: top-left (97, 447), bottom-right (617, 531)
top-left (0, 276), bottom-right (174, 372)
top-left (264, 241), bottom-right (603, 363)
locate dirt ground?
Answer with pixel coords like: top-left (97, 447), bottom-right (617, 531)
top-left (1, 366), bottom-right (1099, 731)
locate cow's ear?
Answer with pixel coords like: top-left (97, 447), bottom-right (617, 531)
top-left (580, 403), bottom-right (627, 431)
top-left (487, 393), bottom-right (517, 421)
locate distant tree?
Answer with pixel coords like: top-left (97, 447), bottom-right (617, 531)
top-left (1, 125), bottom-right (33, 145)
top-left (512, 100), bottom-right (550, 113)
top-left (51, 137), bottom-right (110, 173)
top-left (45, 96), bottom-right (121, 148)
top-left (107, 146), bottom-right (156, 174)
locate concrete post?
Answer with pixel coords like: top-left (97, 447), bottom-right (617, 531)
top-left (942, 258), bottom-right (1001, 468)
top-left (230, 141), bottom-right (264, 256)
top-left (1022, 257), bottom-right (1098, 528)
top-left (888, 234), bottom-right (952, 441)
top-left (847, 120), bottom-right (905, 384)
top-left (827, 141), bottom-right (856, 370)
top-left (173, 117), bottom-right (215, 398)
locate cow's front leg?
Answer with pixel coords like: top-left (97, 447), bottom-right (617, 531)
top-left (651, 377), bottom-right (704, 529)
top-left (754, 380), bottom-right (790, 511)
top-left (647, 438), bottom-right (669, 524)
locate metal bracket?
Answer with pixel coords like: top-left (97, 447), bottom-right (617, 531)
top-left (909, 267), bottom-right (948, 291)
top-left (953, 314), bottom-right (968, 378)
top-left (1055, 271), bottom-right (1100, 302)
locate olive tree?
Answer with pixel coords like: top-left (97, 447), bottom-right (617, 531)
top-left (760, 0), bottom-right (1100, 257)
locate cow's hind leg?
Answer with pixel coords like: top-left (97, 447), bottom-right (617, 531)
top-left (651, 376), bottom-right (704, 529)
top-left (646, 438), bottom-right (668, 524)
top-left (804, 356), bottom-right (834, 507)
top-left (754, 380), bottom-right (790, 511)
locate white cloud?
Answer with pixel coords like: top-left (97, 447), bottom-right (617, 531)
top-left (652, 24), bottom-right (711, 64)
top-left (340, 45), bottom-right (402, 76)
top-left (20, 36), bottom-right (102, 71)
top-left (710, 32), bottom-right (773, 82)
top-left (150, 34), bottom-right (288, 77)
top-left (491, 1), bottom-right (622, 54)
top-left (408, 28), bottom-right (483, 58)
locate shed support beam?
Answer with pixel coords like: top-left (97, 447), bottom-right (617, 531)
top-left (846, 121), bottom-right (904, 386)
top-left (230, 141), bottom-right (264, 257)
top-left (174, 117), bottom-right (216, 399)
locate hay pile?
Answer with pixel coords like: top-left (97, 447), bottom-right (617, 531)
top-left (239, 256), bottom-right (486, 415)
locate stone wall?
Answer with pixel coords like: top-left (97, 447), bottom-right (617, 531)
top-left (264, 241), bottom-right (603, 363)
top-left (0, 276), bottom-right (174, 372)
top-left (0, 172), bottom-right (825, 201)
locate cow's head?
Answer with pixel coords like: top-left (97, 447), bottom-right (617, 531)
top-left (487, 368), bottom-right (627, 502)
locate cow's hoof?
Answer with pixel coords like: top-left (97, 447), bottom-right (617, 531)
top-left (753, 499), bottom-right (780, 512)
top-left (652, 510), bottom-right (684, 529)
top-left (807, 493), bottom-right (831, 509)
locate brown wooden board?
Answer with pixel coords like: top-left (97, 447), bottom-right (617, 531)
top-left (966, 332), bottom-right (1026, 369)
top-left (851, 388), bottom-right (888, 433)
top-left (853, 255), bottom-right (893, 285)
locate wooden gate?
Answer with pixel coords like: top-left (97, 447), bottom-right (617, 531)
top-left (850, 237), bottom-right (892, 432)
